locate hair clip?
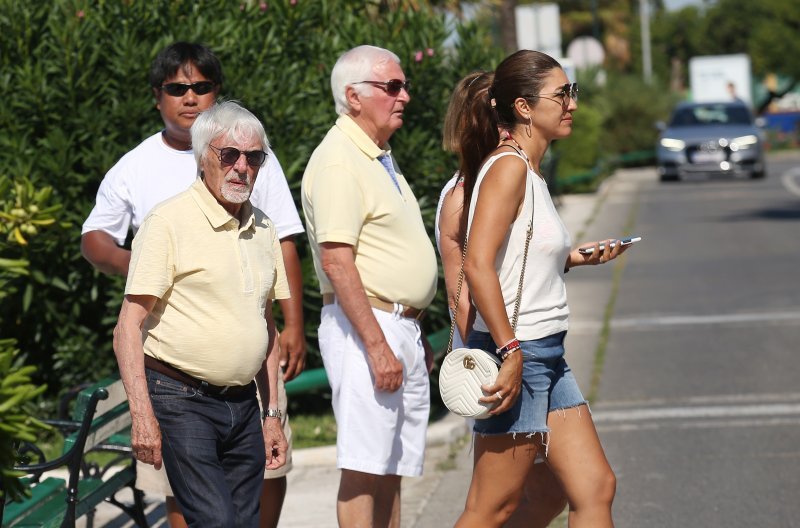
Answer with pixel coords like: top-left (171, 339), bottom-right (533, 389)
top-left (467, 71), bottom-right (486, 89)
top-left (490, 98), bottom-right (496, 108)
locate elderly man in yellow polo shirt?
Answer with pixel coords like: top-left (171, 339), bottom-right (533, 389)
top-left (113, 101), bottom-right (288, 528)
top-left (301, 45), bottom-right (438, 527)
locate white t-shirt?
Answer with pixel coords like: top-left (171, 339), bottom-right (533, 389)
top-left (467, 152), bottom-right (571, 341)
top-left (82, 131), bottom-right (304, 245)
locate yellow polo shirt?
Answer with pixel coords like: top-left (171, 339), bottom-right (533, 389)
top-left (126, 179), bottom-right (290, 386)
top-left (301, 115), bottom-right (437, 310)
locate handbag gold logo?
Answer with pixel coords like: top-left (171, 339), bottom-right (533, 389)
top-left (463, 355), bottom-right (476, 370)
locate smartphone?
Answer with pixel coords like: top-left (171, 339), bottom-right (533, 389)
top-left (578, 236), bottom-right (642, 255)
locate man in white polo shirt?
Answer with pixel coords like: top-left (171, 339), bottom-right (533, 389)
top-left (81, 42), bottom-right (303, 528)
top-left (114, 101), bottom-right (287, 527)
top-left (302, 45), bottom-right (437, 527)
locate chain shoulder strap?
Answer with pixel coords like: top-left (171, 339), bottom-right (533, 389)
top-left (446, 171), bottom-right (535, 355)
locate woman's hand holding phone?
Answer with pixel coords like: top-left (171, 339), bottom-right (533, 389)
top-left (569, 236), bottom-right (641, 268)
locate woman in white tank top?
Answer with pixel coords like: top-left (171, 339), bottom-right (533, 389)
top-left (438, 72), bottom-right (569, 527)
top-left (446, 51), bottom-right (629, 528)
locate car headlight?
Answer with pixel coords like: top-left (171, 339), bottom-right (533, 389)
top-left (730, 135), bottom-right (758, 151)
top-left (659, 138), bottom-right (685, 151)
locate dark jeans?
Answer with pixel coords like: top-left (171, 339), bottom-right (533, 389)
top-left (146, 368), bottom-right (265, 528)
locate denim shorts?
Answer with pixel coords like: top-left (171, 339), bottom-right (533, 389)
top-left (469, 330), bottom-right (587, 436)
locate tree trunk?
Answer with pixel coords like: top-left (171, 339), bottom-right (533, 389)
top-left (499, 0), bottom-right (518, 54)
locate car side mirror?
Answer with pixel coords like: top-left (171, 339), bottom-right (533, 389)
top-left (754, 117), bottom-right (767, 128)
top-left (655, 121), bottom-right (666, 132)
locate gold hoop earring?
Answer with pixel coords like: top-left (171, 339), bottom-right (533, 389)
top-left (525, 115), bottom-right (533, 138)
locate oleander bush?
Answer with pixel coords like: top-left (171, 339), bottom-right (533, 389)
top-left (0, 0), bottom-right (504, 406)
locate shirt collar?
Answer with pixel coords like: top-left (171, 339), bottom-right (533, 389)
top-left (189, 178), bottom-right (255, 231)
top-left (335, 114), bottom-right (393, 161)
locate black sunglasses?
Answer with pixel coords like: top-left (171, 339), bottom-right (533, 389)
top-left (160, 81), bottom-right (216, 97)
top-left (208, 145), bottom-right (267, 167)
top-left (353, 79), bottom-right (411, 96)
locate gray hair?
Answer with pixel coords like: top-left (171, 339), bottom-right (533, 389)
top-left (331, 45), bottom-right (401, 115)
top-left (191, 100), bottom-right (269, 176)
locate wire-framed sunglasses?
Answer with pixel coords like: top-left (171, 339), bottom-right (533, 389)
top-left (353, 79), bottom-right (411, 96)
top-left (160, 81), bottom-right (216, 97)
top-left (536, 82), bottom-right (579, 107)
top-left (208, 145), bottom-right (267, 167)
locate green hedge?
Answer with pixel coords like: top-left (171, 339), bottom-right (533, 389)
top-left (0, 0), bottom-right (504, 403)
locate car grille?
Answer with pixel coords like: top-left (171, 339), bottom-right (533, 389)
top-left (685, 140), bottom-right (729, 164)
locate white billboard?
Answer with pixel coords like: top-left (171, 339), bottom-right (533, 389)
top-left (515, 3), bottom-right (561, 59)
top-left (688, 54), bottom-right (752, 106)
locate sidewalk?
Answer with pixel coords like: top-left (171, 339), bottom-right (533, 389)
top-left (76, 168), bottom-right (647, 527)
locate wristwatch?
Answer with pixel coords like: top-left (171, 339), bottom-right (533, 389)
top-left (261, 408), bottom-right (282, 421)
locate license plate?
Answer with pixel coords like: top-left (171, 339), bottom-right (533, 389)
top-left (692, 151), bottom-right (724, 163)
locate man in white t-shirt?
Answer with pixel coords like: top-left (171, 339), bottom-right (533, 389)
top-left (81, 42), bottom-right (304, 528)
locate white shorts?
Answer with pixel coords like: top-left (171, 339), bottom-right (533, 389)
top-left (136, 374), bottom-right (293, 496)
top-left (318, 304), bottom-right (430, 477)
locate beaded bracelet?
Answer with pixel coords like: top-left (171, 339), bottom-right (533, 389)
top-left (496, 338), bottom-right (520, 361)
top-left (501, 346), bottom-right (521, 361)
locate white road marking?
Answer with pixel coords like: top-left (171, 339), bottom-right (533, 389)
top-left (593, 399), bottom-right (800, 432)
top-left (610, 310), bottom-right (800, 330)
top-left (597, 416), bottom-right (800, 433)
top-left (782, 166), bottom-right (800, 198)
top-left (594, 402), bottom-right (800, 423)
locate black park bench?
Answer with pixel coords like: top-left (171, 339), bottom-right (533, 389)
top-left (1, 377), bottom-right (148, 528)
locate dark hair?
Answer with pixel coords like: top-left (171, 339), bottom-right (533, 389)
top-left (457, 50), bottom-right (561, 209)
top-left (148, 42), bottom-right (223, 90)
top-left (442, 71), bottom-right (495, 154)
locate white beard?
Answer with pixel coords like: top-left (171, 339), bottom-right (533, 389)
top-left (221, 177), bottom-right (252, 204)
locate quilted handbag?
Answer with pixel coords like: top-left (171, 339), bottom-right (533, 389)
top-left (439, 347), bottom-right (501, 419)
top-left (439, 159), bottom-right (534, 419)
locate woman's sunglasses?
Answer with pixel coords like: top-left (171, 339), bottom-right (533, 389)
top-left (208, 145), bottom-right (267, 167)
top-left (536, 83), bottom-right (579, 107)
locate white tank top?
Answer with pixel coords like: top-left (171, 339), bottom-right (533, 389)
top-left (466, 151), bottom-right (571, 341)
top-left (435, 173), bottom-right (465, 349)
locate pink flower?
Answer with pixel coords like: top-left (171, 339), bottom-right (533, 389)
top-left (414, 51), bottom-right (423, 62)
top-left (259, 1), bottom-right (267, 10)
top-left (76, 9), bottom-right (85, 18)
top-left (290, 0), bottom-right (296, 4)
top-left (426, 48), bottom-right (434, 57)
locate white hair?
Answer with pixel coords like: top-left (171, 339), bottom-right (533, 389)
top-left (330, 45), bottom-right (401, 115)
top-left (191, 100), bottom-right (269, 176)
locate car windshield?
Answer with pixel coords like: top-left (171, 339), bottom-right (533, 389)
top-left (669, 105), bottom-right (753, 127)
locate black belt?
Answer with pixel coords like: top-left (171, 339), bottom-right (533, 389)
top-left (144, 355), bottom-right (253, 397)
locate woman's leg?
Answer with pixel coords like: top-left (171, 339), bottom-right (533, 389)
top-left (546, 405), bottom-right (616, 528)
top-left (455, 433), bottom-right (541, 528)
top-left (506, 460), bottom-right (568, 528)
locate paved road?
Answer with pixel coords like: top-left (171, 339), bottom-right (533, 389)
top-left (594, 152), bottom-right (800, 528)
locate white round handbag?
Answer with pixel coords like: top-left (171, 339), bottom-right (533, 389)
top-left (439, 347), bottom-right (501, 419)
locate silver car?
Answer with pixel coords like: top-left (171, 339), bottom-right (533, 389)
top-left (656, 102), bottom-right (766, 181)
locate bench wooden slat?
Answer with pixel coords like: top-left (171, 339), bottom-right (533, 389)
top-left (1, 477), bottom-right (65, 526)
